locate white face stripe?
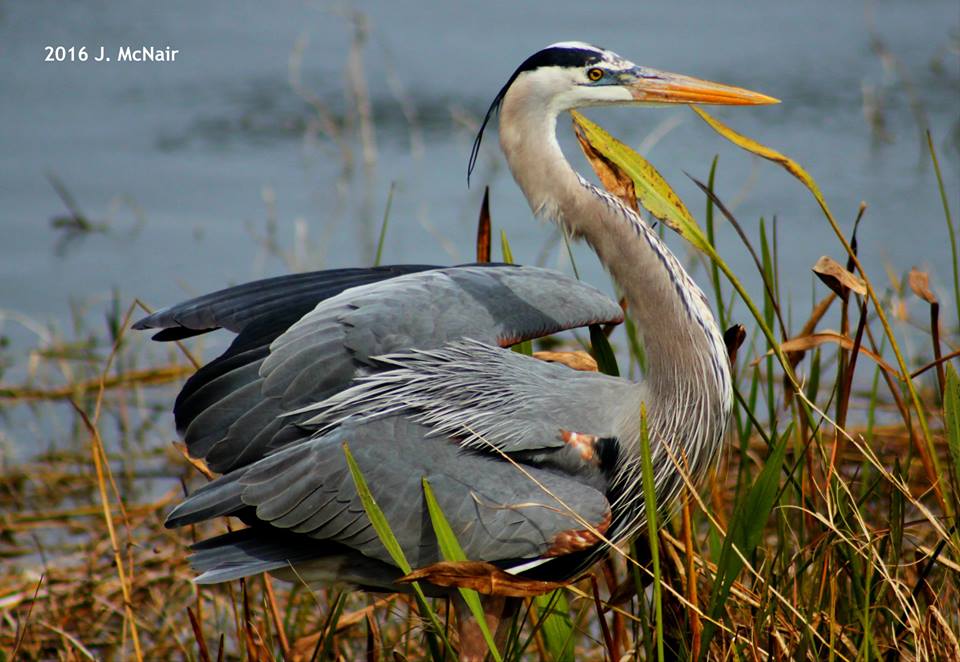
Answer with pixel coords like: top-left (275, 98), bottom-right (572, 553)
top-left (545, 40), bottom-right (602, 51)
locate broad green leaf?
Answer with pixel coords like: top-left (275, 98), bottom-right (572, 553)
top-left (533, 591), bottom-right (575, 662)
top-left (422, 478), bottom-right (502, 662)
top-left (571, 110), bottom-right (708, 252)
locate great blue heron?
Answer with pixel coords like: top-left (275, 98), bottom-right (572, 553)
top-left (135, 41), bottom-right (775, 648)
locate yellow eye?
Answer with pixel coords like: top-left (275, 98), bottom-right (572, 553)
top-left (587, 67), bottom-right (604, 82)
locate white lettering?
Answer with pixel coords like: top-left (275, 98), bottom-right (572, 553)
top-left (116, 46), bottom-right (179, 62)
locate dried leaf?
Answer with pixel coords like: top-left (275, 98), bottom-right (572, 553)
top-left (476, 186), bottom-right (491, 263)
top-left (533, 350), bottom-right (598, 372)
top-left (399, 561), bottom-right (565, 597)
top-left (723, 324), bottom-right (746, 364)
top-left (786, 293), bottom-right (837, 371)
top-left (365, 612), bottom-right (382, 662)
top-left (812, 256), bottom-right (866, 297)
top-left (571, 111), bottom-right (708, 252)
top-left (752, 330), bottom-right (898, 378)
top-left (796, 293), bottom-right (836, 341)
top-left (908, 268), bottom-right (937, 304)
top-left (173, 441), bottom-right (215, 480)
top-left (572, 127), bottom-right (638, 211)
top-left (927, 605), bottom-right (960, 662)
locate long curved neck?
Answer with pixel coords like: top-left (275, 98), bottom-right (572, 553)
top-left (498, 85), bottom-right (732, 508)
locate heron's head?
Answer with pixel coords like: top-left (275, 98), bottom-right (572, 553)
top-left (468, 41), bottom-right (778, 181)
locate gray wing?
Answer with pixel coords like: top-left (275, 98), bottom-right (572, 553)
top-left (166, 416), bottom-right (612, 571)
top-left (134, 265), bottom-right (438, 340)
top-left (300, 338), bottom-right (635, 457)
top-left (136, 264), bottom-right (623, 473)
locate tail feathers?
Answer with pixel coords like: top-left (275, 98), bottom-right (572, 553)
top-left (190, 529), bottom-right (319, 584)
top-left (165, 475), bottom-right (245, 528)
top-left (188, 528), bottom-right (411, 591)
top-left (185, 528), bottom-right (473, 598)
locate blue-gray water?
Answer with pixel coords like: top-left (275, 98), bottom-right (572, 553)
top-left (1, 2), bottom-right (958, 454)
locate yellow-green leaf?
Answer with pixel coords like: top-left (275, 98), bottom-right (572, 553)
top-left (344, 443), bottom-right (411, 573)
top-left (691, 106), bottom-right (829, 220)
top-left (533, 591), bottom-right (576, 662)
top-left (499, 229), bottom-right (515, 264)
top-left (571, 110), bottom-right (708, 252)
top-left (422, 478), bottom-right (502, 662)
top-left (638, 404), bottom-right (664, 662)
top-left (343, 444), bottom-right (452, 660)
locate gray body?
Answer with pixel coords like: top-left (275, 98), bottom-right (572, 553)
top-left (135, 41), bottom-right (759, 590)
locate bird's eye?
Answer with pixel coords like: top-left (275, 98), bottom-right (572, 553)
top-left (587, 67), bottom-right (604, 82)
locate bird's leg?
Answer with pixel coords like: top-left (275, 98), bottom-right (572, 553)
top-left (452, 593), bottom-right (520, 662)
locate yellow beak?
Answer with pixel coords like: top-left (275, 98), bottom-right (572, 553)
top-left (625, 69), bottom-right (779, 106)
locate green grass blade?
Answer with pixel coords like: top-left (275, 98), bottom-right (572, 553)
top-left (704, 156), bottom-right (727, 330)
top-left (638, 404), bottom-right (664, 662)
top-left (342, 443), bottom-right (452, 661)
top-left (700, 426), bottom-right (789, 659)
top-left (499, 230), bottom-right (533, 356)
top-left (373, 182), bottom-right (395, 267)
top-left (344, 443), bottom-right (411, 572)
top-left (890, 458), bottom-right (905, 564)
top-left (624, 315), bottom-right (647, 373)
top-left (533, 591), bottom-right (575, 662)
top-left (945, 364), bottom-right (960, 502)
top-left (420, 479), bottom-right (466, 563)
top-left (421, 478), bottom-right (502, 662)
top-left (589, 324), bottom-right (620, 377)
top-left (692, 106), bottom-right (943, 510)
top-left (560, 229), bottom-right (582, 281)
top-left (499, 229), bottom-right (514, 264)
top-left (312, 591), bottom-right (346, 662)
top-left (512, 340), bottom-right (534, 356)
top-left (926, 132), bottom-right (959, 321)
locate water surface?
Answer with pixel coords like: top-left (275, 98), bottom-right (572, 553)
top-left (1, 1), bottom-right (958, 453)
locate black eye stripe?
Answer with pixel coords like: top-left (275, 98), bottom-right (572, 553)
top-left (514, 47), bottom-right (604, 73)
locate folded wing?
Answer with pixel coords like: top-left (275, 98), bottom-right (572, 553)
top-left (135, 264), bottom-right (623, 472)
